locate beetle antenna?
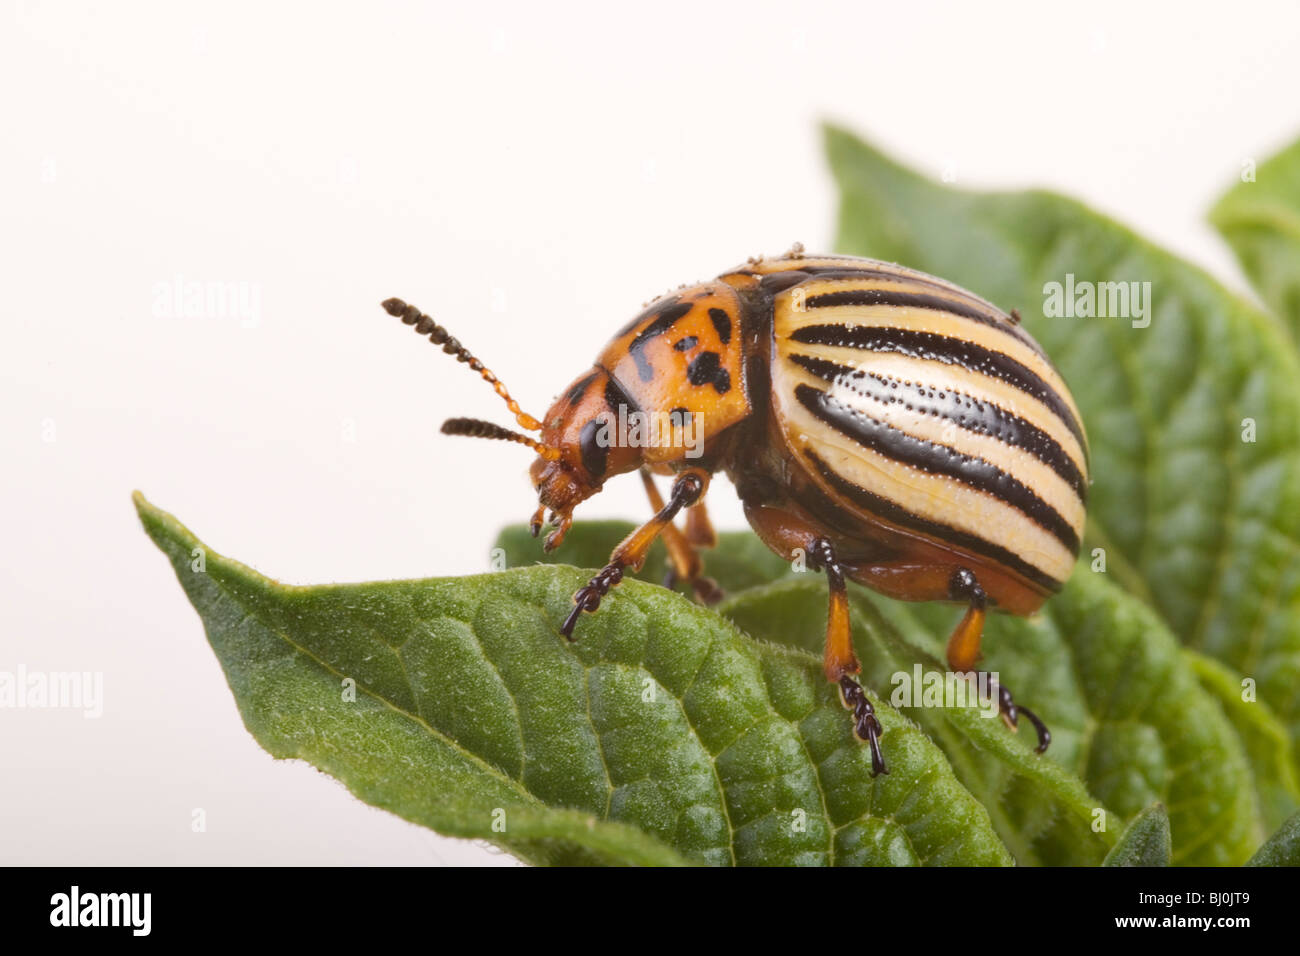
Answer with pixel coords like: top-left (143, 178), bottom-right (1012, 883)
top-left (381, 297), bottom-right (544, 431)
top-left (441, 417), bottom-right (561, 461)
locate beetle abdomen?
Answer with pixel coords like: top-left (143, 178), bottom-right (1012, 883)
top-left (768, 260), bottom-right (1089, 595)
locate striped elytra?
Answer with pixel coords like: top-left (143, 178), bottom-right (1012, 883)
top-left (754, 253), bottom-right (1089, 605)
top-left (406, 245), bottom-right (1088, 774)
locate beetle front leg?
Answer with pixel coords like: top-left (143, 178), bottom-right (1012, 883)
top-left (640, 469), bottom-right (723, 605)
top-left (946, 568), bottom-right (1051, 753)
top-left (809, 538), bottom-right (887, 777)
top-left (560, 468), bottom-right (710, 639)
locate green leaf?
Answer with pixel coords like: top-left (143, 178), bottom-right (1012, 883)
top-left (718, 577), bottom-right (1114, 866)
top-left (897, 570), bottom-right (1259, 866)
top-left (499, 522), bottom-right (1258, 864)
top-left (1246, 810), bottom-right (1300, 866)
top-left (1103, 804), bottom-right (1172, 867)
top-left (825, 124), bottom-right (1300, 831)
top-left (136, 492), bottom-right (1011, 867)
top-left (494, 522), bottom-right (792, 597)
top-left (1211, 136), bottom-right (1300, 337)
top-left (1185, 649), bottom-right (1300, 832)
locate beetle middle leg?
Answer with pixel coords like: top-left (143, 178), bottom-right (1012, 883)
top-left (946, 568), bottom-right (1051, 754)
top-left (742, 500), bottom-right (887, 775)
top-left (640, 469), bottom-right (723, 605)
top-left (560, 468), bottom-right (710, 639)
top-left (808, 537), bottom-right (887, 776)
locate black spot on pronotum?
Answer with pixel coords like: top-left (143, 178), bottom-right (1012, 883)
top-left (604, 376), bottom-right (639, 416)
top-left (579, 419), bottom-right (608, 479)
top-left (708, 308), bottom-right (732, 345)
top-left (673, 336), bottom-right (698, 352)
top-left (687, 351), bottom-right (719, 385)
top-left (686, 351), bottom-right (731, 394)
top-left (566, 371), bottom-right (599, 404)
top-left (614, 295), bottom-right (678, 339)
top-left (629, 301), bottom-right (693, 380)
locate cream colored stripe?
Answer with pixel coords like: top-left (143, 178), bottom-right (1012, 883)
top-left (779, 395), bottom-right (1076, 583)
top-left (779, 286), bottom-right (1087, 431)
top-left (748, 255), bottom-right (985, 306)
top-left (751, 255), bottom-right (880, 274)
top-left (792, 270), bottom-right (1010, 321)
top-left (781, 341), bottom-right (1089, 481)
top-left (780, 360), bottom-right (1086, 539)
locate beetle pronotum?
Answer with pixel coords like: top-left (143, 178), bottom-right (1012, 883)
top-left (383, 245), bottom-right (1088, 775)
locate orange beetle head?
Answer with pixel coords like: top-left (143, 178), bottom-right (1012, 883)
top-left (392, 292), bottom-right (712, 554)
top-left (528, 366), bottom-right (641, 549)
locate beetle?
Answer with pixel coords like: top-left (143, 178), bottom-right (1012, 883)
top-left (381, 244), bottom-right (1088, 776)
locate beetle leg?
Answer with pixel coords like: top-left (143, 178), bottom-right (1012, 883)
top-left (946, 568), bottom-right (1051, 754)
top-left (561, 469), bottom-right (710, 639)
top-left (640, 469), bottom-right (723, 605)
top-left (683, 496), bottom-right (717, 549)
top-left (809, 538), bottom-right (887, 777)
top-left (741, 501), bottom-right (888, 774)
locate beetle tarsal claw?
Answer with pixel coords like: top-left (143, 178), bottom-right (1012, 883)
top-left (837, 675), bottom-right (888, 776)
top-left (987, 676), bottom-right (1050, 753)
top-left (559, 562), bottom-right (625, 639)
top-left (543, 513), bottom-right (573, 552)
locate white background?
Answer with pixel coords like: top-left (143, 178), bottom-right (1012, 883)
top-left (3, 0), bottom-right (1298, 865)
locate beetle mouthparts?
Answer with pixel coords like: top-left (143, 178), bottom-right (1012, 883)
top-left (543, 512), bottom-right (573, 552)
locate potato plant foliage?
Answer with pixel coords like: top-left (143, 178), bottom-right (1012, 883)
top-left (138, 127), bottom-right (1300, 866)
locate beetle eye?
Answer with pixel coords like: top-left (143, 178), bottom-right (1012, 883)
top-left (578, 419), bottom-right (609, 479)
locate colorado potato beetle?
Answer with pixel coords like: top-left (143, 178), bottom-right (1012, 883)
top-left (382, 244), bottom-right (1088, 776)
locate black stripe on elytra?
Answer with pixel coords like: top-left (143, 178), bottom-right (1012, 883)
top-left (758, 271), bottom-right (811, 295)
top-left (789, 324), bottom-right (1087, 455)
top-left (708, 308), bottom-right (732, 345)
top-left (801, 448), bottom-right (1063, 593)
top-left (627, 300), bottom-right (693, 380)
top-left (795, 383), bottom-right (1079, 554)
top-left (789, 353), bottom-right (1087, 501)
top-left (673, 335), bottom-right (698, 352)
top-left (686, 351), bottom-right (731, 394)
top-left (566, 370), bottom-right (600, 405)
top-left (805, 286), bottom-right (1046, 356)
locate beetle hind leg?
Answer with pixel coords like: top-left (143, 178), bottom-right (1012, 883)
top-left (810, 538), bottom-right (887, 776)
top-left (946, 568), bottom-right (1051, 754)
